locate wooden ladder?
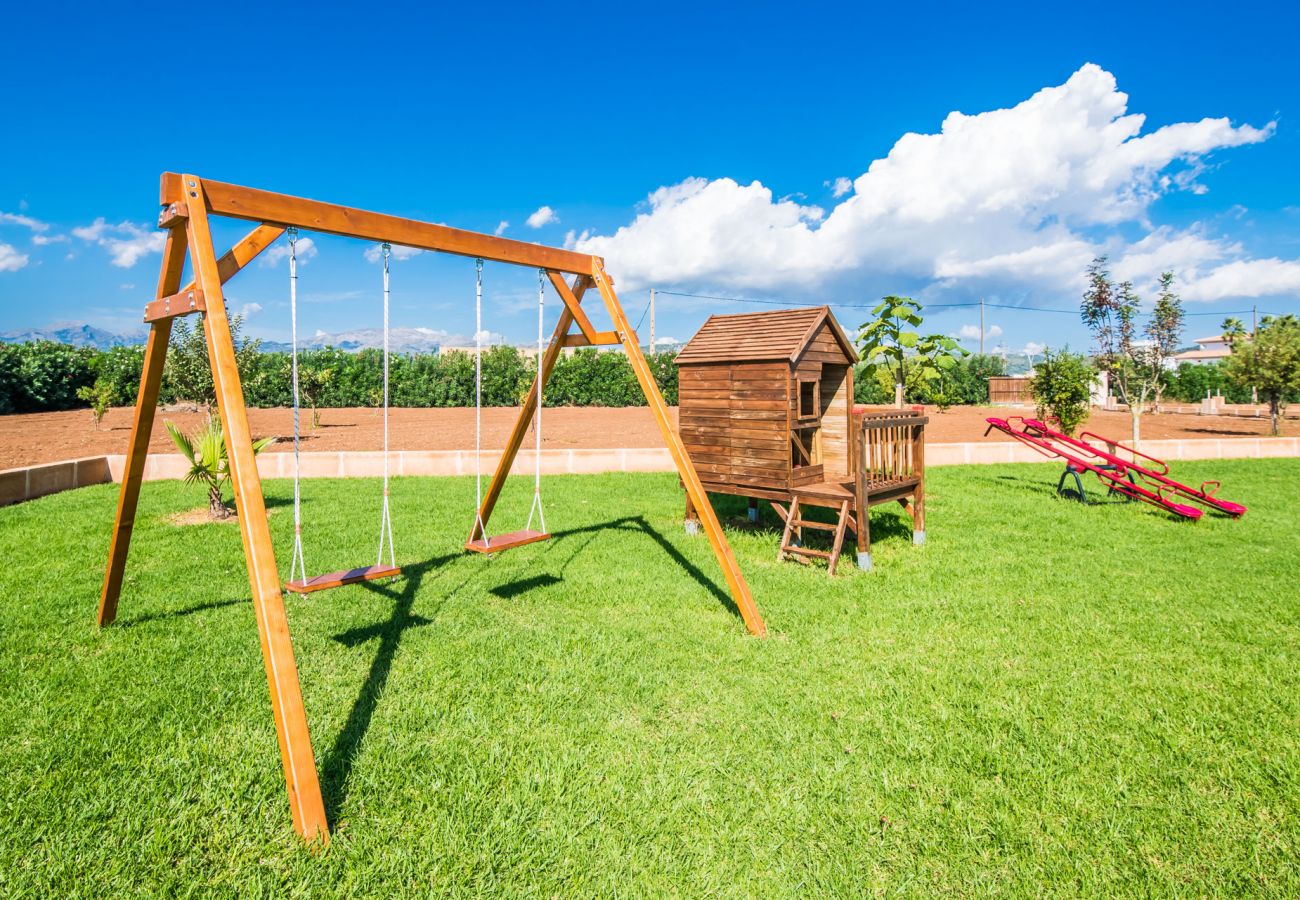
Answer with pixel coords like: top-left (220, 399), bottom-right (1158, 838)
top-left (777, 497), bottom-right (853, 575)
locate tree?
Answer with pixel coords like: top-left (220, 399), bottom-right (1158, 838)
top-left (1145, 272), bottom-right (1185, 411)
top-left (296, 363), bottom-right (334, 429)
top-left (166, 415), bottom-right (275, 519)
top-left (856, 296), bottom-right (967, 408)
top-left (163, 313), bottom-right (261, 408)
top-left (1221, 314), bottom-right (1300, 436)
top-left (1080, 257), bottom-right (1182, 447)
top-left (1028, 349), bottom-right (1095, 436)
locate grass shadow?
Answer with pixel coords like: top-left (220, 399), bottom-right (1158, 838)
top-left (117, 596), bottom-right (244, 629)
top-left (490, 573), bottom-right (562, 599)
top-left (318, 553), bottom-right (458, 823)
top-left (318, 513), bottom-right (740, 823)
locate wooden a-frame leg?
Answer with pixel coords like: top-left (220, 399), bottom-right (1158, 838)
top-left (184, 176), bottom-right (329, 844)
top-left (98, 229), bottom-right (188, 626)
top-left (467, 275), bottom-right (587, 544)
top-left (591, 264), bottom-right (766, 637)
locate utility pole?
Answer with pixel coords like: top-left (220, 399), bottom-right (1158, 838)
top-left (649, 288), bottom-right (656, 354)
top-left (1251, 303), bottom-right (1258, 404)
top-left (979, 297), bottom-right (985, 356)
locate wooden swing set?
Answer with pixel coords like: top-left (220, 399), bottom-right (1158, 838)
top-left (97, 174), bottom-right (767, 844)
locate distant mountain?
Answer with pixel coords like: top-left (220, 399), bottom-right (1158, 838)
top-left (0, 323), bottom-right (146, 349)
top-left (260, 326), bottom-right (455, 354)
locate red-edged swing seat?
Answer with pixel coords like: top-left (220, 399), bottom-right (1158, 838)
top-left (284, 564), bottom-right (402, 594)
top-left (463, 529), bottom-right (549, 555)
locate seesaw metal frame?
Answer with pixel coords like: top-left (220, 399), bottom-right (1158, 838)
top-left (97, 173), bottom-right (766, 844)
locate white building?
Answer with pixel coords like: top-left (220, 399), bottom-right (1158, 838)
top-left (1172, 335), bottom-right (1232, 365)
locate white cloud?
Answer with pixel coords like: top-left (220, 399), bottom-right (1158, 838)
top-left (1180, 258), bottom-right (1300, 302)
top-left (260, 236), bottom-right (317, 267)
top-left (0, 211), bottom-right (49, 232)
top-left (119, 283), bottom-right (135, 291)
top-left (494, 220), bottom-right (509, 236)
top-left (71, 219), bottom-right (109, 241)
top-left (73, 217), bottom-right (166, 268)
top-left (237, 301), bottom-right (264, 318)
top-left (363, 242), bottom-right (424, 263)
top-left (575, 63), bottom-right (1283, 303)
top-left (1022, 341), bottom-right (1046, 356)
top-left (827, 177), bottom-right (853, 198)
top-left (958, 323), bottom-right (1002, 340)
top-left (526, 206), bottom-right (558, 228)
top-left (0, 242), bottom-right (29, 272)
top-left (31, 234), bottom-right (67, 245)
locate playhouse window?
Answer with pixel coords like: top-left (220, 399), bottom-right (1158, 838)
top-left (798, 379), bottom-right (819, 420)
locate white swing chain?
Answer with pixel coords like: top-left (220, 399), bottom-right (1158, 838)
top-left (288, 228), bottom-right (307, 586)
top-left (377, 243), bottom-right (397, 568)
top-left (526, 269), bottom-right (546, 534)
top-left (472, 258), bottom-right (487, 544)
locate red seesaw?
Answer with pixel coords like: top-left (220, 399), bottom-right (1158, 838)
top-left (984, 416), bottom-right (1246, 521)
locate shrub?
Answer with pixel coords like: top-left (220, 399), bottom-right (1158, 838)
top-left (6, 341), bottom-right (97, 412)
top-left (1029, 349), bottom-right (1095, 435)
top-left (161, 315), bottom-right (261, 407)
top-left (1, 341), bottom-right (688, 414)
top-left (0, 344), bottom-right (21, 415)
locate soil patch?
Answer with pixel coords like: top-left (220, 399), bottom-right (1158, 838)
top-left (164, 508), bottom-right (239, 527)
top-left (1, 404), bottom-right (1294, 470)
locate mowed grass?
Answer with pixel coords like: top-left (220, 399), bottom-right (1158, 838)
top-left (0, 460), bottom-right (1297, 896)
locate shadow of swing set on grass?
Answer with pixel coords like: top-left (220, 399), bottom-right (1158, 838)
top-left (95, 173), bottom-right (771, 845)
top-left (307, 512), bottom-right (743, 824)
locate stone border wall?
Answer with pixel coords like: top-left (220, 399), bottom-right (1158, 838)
top-left (3, 437), bottom-right (1297, 507)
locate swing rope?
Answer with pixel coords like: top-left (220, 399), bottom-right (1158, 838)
top-left (376, 243), bottom-right (397, 568)
top-left (288, 228), bottom-right (308, 586)
top-left (472, 258), bottom-right (487, 541)
top-left (525, 269), bottom-right (546, 534)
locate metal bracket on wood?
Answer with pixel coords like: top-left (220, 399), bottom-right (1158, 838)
top-left (157, 201), bottom-right (189, 229)
top-left (143, 288), bottom-right (205, 322)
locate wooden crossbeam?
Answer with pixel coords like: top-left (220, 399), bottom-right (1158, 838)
top-left (180, 223), bottom-right (284, 296)
top-left (163, 173), bottom-right (597, 275)
top-left (563, 330), bottom-right (621, 347)
top-left (157, 200), bottom-right (188, 229)
top-left (143, 288), bottom-right (205, 322)
top-left (547, 270), bottom-right (602, 342)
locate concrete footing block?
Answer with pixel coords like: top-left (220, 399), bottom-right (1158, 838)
top-left (913, 530), bottom-right (926, 546)
top-left (857, 551), bottom-right (872, 572)
top-left (684, 520), bottom-right (701, 536)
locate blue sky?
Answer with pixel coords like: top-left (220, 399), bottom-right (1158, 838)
top-left (2, 1), bottom-right (1298, 356)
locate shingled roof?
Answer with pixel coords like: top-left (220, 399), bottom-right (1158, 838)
top-left (675, 306), bottom-right (856, 365)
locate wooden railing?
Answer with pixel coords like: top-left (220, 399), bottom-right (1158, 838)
top-left (856, 408), bottom-right (927, 487)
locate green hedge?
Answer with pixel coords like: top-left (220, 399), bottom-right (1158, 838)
top-left (0, 341), bottom-right (98, 414)
top-left (0, 339), bottom-right (680, 413)
top-left (25, 339), bottom-right (1279, 414)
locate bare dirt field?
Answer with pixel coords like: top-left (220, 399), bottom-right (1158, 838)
top-left (1, 404), bottom-right (1294, 470)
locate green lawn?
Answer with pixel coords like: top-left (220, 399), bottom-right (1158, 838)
top-left (1, 461), bottom-right (1297, 896)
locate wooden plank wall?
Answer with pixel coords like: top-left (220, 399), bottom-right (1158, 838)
top-left (679, 361), bottom-right (790, 490)
top-left (791, 322), bottom-right (856, 478)
top-left (988, 376), bottom-right (1032, 404)
top-left (819, 364), bottom-right (852, 477)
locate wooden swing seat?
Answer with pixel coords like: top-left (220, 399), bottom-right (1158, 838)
top-left (464, 529), bottom-right (550, 554)
top-left (284, 564), bottom-right (402, 594)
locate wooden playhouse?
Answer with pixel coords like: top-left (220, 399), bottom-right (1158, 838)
top-left (675, 306), bottom-right (927, 573)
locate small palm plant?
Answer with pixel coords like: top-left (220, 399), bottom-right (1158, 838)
top-left (166, 415), bottom-right (275, 520)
